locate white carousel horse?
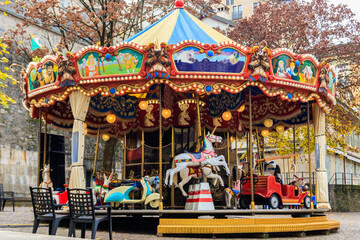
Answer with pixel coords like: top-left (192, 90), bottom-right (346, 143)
top-left (165, 132), bottom-right (230, 189)
top-left (173, 164), bottom-right (224, 197)
top-left (40, 164), bottom-right (53, 189)
top-left (224, 179), bottom-right (241, 209)
top-left (93, 173), bottom-right (113, 202)
top-left (147, 175), bottom-right (160, 193)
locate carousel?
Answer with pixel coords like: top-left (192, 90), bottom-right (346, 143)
top-left (19, 0), bottom-right (340, 236)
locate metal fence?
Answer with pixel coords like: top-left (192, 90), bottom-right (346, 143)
top-left (283, 172), bottom-right (316, 185)
top-left (329, 172), bottom-right (360, 185)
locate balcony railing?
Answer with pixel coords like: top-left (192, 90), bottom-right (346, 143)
top-left (329, 172), bottom-right (360, 185)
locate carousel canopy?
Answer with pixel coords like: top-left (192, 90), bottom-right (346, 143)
top-left (124, 5), bottom-right (232, 45)
top-left (19, 0), bottom-right (337, 138)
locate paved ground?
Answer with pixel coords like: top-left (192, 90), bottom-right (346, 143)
top-left (0, 207), bottom-right (358, 239)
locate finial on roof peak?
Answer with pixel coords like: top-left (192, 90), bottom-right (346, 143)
top-left (175, 0), bottom-right (184, 9)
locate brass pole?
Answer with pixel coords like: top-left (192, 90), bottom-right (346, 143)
top-left (171, 127), bottom-right (175, 208)
top-left (283, 158), bottom-right (286, 182)
top-left (293, 126), bottom-right (296, 181)
top-left (255, 128), bottom-right (263, 175)
top-left (196, 93), bottom-right (201, 152)
top-left (249, 87), bottom-right (255, 209)
top-left (141, 130), bottom-right (145, 177)
top-left (123, 134), bottom-right (126, 179)
top-left (307, 102), bottom-right (314, 209)
top-left (159, 85), bottom-right (163, 210)
top-left (37, 108), bottom-right (42, 186)
top-left (284, 157), bottom-right (287, 183)
top-left (93, 127), bottom-right (100, 175)
top-left (43, 113), bottom-right (47, 168)
top-left (235, 134), bottom-right (239, 180)
top-left (227, 132), bottom-right (231, 187)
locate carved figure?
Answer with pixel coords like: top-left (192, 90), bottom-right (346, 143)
top-left (213, 117), bottom-right (222, 128)
top-left (173, 165), bottom-right (224, 197)
top-left (248, 47), bottom-right (270, 81)
top-left (144, 104), bottom-right (155, 127)
top-left (165, 132), bottom-right (230, 197)
top-left (145, 44), bottom-right (171, 79)
top-left (178, 102), bottom-right (190, 126)
top-left (92, 173), bottom-right (113, 204)
top-left (224, 179), bottom-right (241, 209)
top-left (58, 53), bottom-right (77, 87)
top-left (40, 164), bottom-right (53, 189)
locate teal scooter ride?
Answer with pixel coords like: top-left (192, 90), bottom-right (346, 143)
top-left (104, 177), bottom-right (160, 209)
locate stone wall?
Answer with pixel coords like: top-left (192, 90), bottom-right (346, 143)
top-left (329, 184), bottom-right (360, 212)
top-left (0, 147), bottom-right (37, 197)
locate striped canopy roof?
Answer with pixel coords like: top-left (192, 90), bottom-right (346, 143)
top-left (124, 6), bottom-right (232, 45)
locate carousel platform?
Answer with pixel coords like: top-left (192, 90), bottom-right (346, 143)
top-left (56, 208), bottom-right (339, 236)
top-left (157, 215), bottom-right (340, 237)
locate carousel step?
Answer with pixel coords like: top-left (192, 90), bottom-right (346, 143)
top-left (157, 216), bottom-right (340, 235)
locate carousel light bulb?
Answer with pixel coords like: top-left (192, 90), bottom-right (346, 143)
top-left (139, 100), bottom-right (148, 110)
top-left (222, 111), bottom-right (232, 121)
top-left (264, 118), bottom-right (273, 128)
top-left (261, 129), bottom-right (270, 138)
top-left (276, 125), bottom-right (285, 133)
top-left (237, 105), bottom-right (245, 113)
top-left (85, 129), bottom-right (88, 135)
top-left (162, 108), bottom-right (172, 119)
top-left (106, 114), bottom-right (116, 124)
top-left (230, 136), bottom-right (235, 143)
top-left (102, 134), bottom-right (110, 141)
top-left (84, 123), bottom-right (87, 129)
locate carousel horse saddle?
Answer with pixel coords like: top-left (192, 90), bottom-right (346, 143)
top-left (184, 150), bottom-right (202, 159)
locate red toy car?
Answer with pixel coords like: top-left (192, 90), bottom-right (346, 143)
top-left (240, 175), bottom-right (311, 209)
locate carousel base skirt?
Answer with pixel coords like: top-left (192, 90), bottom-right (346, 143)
top-left (157, 215), bottom-right (340, 236)
top-left (56, 208), bottom-right (339, 236)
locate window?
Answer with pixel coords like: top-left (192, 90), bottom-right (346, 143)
top-left (233, 6), bottom-right (237, 19)
top-left (226, 0), bottom-right (229, 5)
top-left (231, 0), bottom-right (234, 5)
top-left (232, 5), bottom-right (242, 20)
top-left (253, 2), bottom-right (258, 12)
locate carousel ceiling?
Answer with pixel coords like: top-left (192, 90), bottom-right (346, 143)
top-left (20, 1), bottom-right (336, 136)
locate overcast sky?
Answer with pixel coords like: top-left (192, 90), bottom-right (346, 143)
top-left (328, 0), bottom-right (360, 19)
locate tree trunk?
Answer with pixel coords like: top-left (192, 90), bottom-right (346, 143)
top-left (102, 137), bottom-right (118, 172)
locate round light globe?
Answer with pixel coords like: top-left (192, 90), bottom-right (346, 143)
top-left (222, 111), bottom-right (232, 121)
top-left (139, 100), bottom-right (148, 110)
top-left (276, 125), bottom-right (285, 133)
top-left (237, 105), bottom-right (245, 113)
top-left (264, 118), bottom-right (273, 128)
top-left (162, 108), bottom-right (172, 119)
top-left (106, 114), bottom-right (116, 124)
top-left (261, 129), bottom-right (269, 138)
top-left (102, 134), bottom-right (110, 141)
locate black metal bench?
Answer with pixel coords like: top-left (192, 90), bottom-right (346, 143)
top-left (0, 183), bottom-right (15, 211)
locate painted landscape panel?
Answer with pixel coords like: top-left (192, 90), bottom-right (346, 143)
top-left (77, 49), bottom-right (143, 78)
top-left (272, 54), bottom-right (317, 85)
top-left (173, 47), bottom-right (246, 73)
top-left (28, 61), bottom-right (58, 91)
